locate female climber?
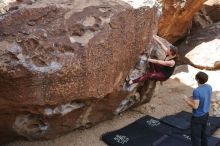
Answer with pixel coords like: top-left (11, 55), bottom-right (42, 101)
top-left (127, 35), bottom-right (178, 85)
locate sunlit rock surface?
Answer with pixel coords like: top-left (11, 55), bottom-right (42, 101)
top-left (178, 21), bottom-right (220, 70)
top-left (0, 0), bottom-right (161, 144)
top-left (0, 0), bottom-right (16, 14)
top-left (212, 92), bottom-right (220, 117)
top-left (172, 65), bottom-right (220, 91)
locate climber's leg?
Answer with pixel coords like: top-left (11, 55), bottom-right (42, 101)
top-left (131, 71), bottom-right (166, 84)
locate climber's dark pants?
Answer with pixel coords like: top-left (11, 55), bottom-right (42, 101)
top-left (132, 63), bottom-right (167, 83)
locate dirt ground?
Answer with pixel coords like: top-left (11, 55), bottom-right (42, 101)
top-left (6, 77), bottom-right (202, 146)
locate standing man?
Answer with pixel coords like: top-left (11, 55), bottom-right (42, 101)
top-left (184, 71), bottom-right (212, 146)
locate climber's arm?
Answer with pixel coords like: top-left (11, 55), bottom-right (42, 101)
top-left (148, 58), bottom-right (175, 67)
top-left (153, 35), bottom-right (169, 52)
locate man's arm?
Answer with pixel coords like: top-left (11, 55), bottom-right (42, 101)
top-left (184, 96), bottom-right (200, 109)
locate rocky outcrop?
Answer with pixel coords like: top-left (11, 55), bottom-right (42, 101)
top-left (203, 0), bottom-right (220, 23)
top-left (191, 8), bottom-right (212, 34)
top-left (0, 0), bottom-right (14, 15)
top-left (0, 0), bottom-right (161, 144)
top-left (158, 0), bottom-right (206, 43)
top-left (213, 92), bottom-right (220, 117)
top-left (191, 0), bottom-right (220, 34)
top-left (178, 21), bottom-right (220, 70)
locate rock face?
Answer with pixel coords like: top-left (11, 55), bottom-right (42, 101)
top-left (0, 0), bottom-right (160, 144)
top-left (191, 0), bottom-right (220, 34)
top-left (212, 92), bottom-right (220, 117)
top-left (0, 0), bottom-right (16, 15)
top-left (158, 0), bottom-right (206, 43)
top-left (178, 21), bottom-right (220, 70)
top-left (203, 0), bottom-right (220, 23)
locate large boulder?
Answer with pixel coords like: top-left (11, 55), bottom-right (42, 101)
top-left (178, 21), bottom-right (220, 70)
top-left (0, 0), bottom-right (161, 144)
top-left (158, 0), bottom-right (206, 43)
